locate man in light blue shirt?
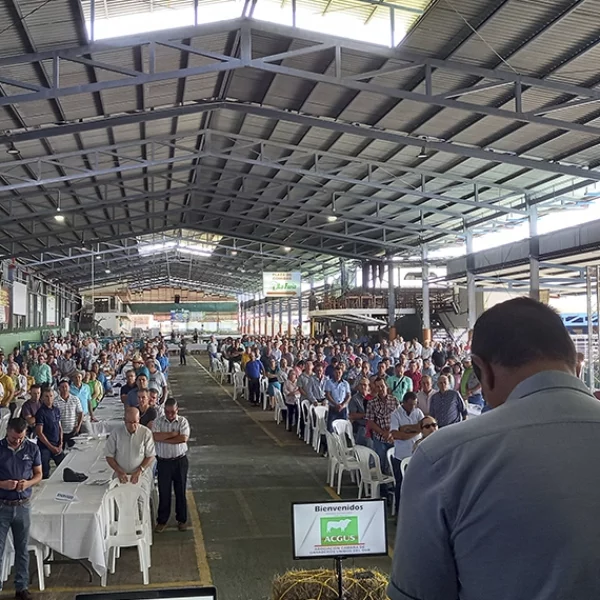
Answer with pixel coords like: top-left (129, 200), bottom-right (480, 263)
top-left (324, 366), bottom-right (351, 431)
top-left (389, 297), bottom-right (600, 600)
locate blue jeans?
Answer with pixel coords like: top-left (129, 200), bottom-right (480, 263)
top-left (0, 503), bottom-right (31, 592)
top-left (468, 393), bottom-right (484, 408)
top-left (39, 445), bottom-right (65, 479)
top-left (372, 439), bottom-right (393, 474)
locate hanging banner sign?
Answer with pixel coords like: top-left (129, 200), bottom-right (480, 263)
top-left (263, 272), bottom-right (302, 298)
top-left (46, 295), bottom-right (56, 326)
top-left (0, 288), bottom-right (8, 324)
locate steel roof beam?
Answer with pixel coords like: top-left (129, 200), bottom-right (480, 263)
top-left (0, 135), bottom-right (526, 215)
top-left (4, 19), bottom-right (600, 140)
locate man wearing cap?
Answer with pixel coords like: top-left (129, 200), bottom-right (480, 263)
top-left (56, 379), bottom-right (84, 446)
top-left (0, 417), bottom-right (43, 600)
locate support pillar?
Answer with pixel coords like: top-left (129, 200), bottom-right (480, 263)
top-left (252, 303), bottom-right (256, 335)
top-left (387, 257), bottom-right (396, 339)
top-left (362, 262), bottom-right (370, 291)
top-left (271, 301), bottom-right (276, 337)
top-left (465, 228), bottom-right (477, 330)
top-left (258, 301), bottom-right (263, 336)
top-left (529, 205), bottom-right (540, 301)
top-left (298, 294), bottom-right (303, 338)
top-left (287, 298), bottom-right (293, 338)
top-left (278, 298), bottom-right (283, 335)
top-left (586, 266), bottom-right (595, 390)
top-left (340, 258), bottom-right (347, 293)
top-left (421, 245), bottom-right (431, 343)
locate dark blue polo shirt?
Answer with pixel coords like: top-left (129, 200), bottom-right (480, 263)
top-left (0, 438), bottom-right (41, 500)
top-left (35, 404), bottom-right (62, 447)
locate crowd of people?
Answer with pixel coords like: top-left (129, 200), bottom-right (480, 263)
top-left (0, 333), bottom-right (190, 600)
top-left (212, 333), bottom-right (483, 511)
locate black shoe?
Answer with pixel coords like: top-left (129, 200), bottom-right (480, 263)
top-left (16, 590), bottom-right (33, 600)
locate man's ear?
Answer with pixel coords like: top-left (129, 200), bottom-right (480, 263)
top-left (472, 355), bottom-right (494, 391)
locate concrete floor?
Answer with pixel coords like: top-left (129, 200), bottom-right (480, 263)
top-left (1, 356), bottom-right (393, 599)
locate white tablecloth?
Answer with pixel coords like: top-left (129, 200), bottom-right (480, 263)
top-left (30, 439), bottom-right (111, 577)
top-left (90, 395), bottom-right (125, 436)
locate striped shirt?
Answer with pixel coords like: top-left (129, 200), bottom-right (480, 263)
top-left (56, 393), bottom-right (83, 433)
top-left (153, 414), bottom-right (190, 459)
top-left (429, 390), bottom-right (467, 427)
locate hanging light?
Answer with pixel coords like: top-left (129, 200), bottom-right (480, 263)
top-left (6, 144), bottom-right (19, 156)
top-left (327, 214), bottom-right (338, 222)
top-left (417, 146), bottom-right (428, 159)
top-left (54, 207), bottom-right (65, 223)
top-left (283, 246), bottom-right (292, 252)
top-left (105, 269), bottom-right (111, 274)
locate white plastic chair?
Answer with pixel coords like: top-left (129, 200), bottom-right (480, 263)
top-left (310, 405), bottom-right (328, 453)
top-left (332, 419), bottom-right (356, 453)
top-left (233, 362), bottom-right (241, 373)
top-left (102, 483), bottom-right (151, 586)
top-left (400, 456), bottom-right (411, 477)
top-left (354, 445), bottom-right (395, 500)
top-left (331, 434), bottom-right (361, 495)
top-left (232, 371), bottom-right (245, 399)
top-left (260, 377), bottom-right (269, 411)
top-left (273, 389), bottom-right (287, 425)
top-left (386, 447), bottom-right (397, 516)
top-left (0, 412), bottom-right (10, 439)
top-left (1, 534), bottom-right (49, 591)
top-left (300, 400), bottom-right (312, 444)
top-left (325, 431), bottom-right (342, 487)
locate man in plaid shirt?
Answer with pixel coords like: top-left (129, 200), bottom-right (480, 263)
top-left (366, 378), bottom-right (399, 472)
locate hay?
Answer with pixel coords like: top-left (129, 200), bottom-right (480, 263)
top-left (272, 568), bottom-right (388, 600)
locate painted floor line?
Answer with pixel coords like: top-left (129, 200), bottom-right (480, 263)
top-left (187, 488), bottom-right (214, 585)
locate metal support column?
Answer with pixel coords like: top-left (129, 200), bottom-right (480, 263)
top-left (465, 228), bottom-right (477, 330)
top-left (340, 258), bottom-right (347, 293)
top-left (529, 205), bottom-right (540, 301)
top-left (298, 294), bottom-right (303, 338)
top-left (258, 300), bottom-right (263, 336)
top-left (421, 245), bottom-right (431, 343)
top-left (586, 266), bottom-right (595, 390)
top-left (278, 298), bottom-right (283, 335)
top-left (271, 301), bottom-right (276, 337)
top-left (362, 262), bottom-right (370, 291)
top-left (387, 257), bottom-right (396, 331)
top-left (287, 298), bottom-right (292, 337)
top-left (252, 303), bottom-right (256, 335)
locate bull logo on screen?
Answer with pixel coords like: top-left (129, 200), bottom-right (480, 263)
top-left (320, 516), bottom-right (359, 546)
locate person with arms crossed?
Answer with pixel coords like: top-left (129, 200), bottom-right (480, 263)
top-left (389, 297), bottom-right (600, 600)
top-left (428, 374), bottom-right (467, 427)
top-left (153, 399), bottom-right (190, 532)
top-left (0, 418), bottom-right (43, 600)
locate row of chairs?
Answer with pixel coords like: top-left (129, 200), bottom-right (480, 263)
top-left (222, 365), bottom-right (411, 507)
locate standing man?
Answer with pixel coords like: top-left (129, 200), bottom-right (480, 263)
top-left (389, 391), bottom-right (423, 515)
top-left (245, 351), bottom-right (264, 407)
top-left (365, 378), bottom-right (398, 471)
top-left (324, 365), bottom-right (351, 431)
top-left (348, 378), bottom-right (371, 447)
top-left (105, 407), bottom-right (155, 488)
top-left (415, 375), bottom-right (435, 415)
top-left (35, 387), bottom-right (65, 479)
top-left (389, 297), bottom-right (600, 600)
top-left (429, 374), bottom-right (467, 428)
top-left (387, 363), bottom-right (413, 403)
top-left (30, 354), bottom-right (52, 386)
top-left (146, 358), bottom-right (168, 404)
top-left (20, 384), bottom-right (42, 435)
top-left (0, 418), bottom-right (43, 600)
top-left (153, 398), bottom-right (190, 532)
top-left (56, 379), bottom-right (84, 446)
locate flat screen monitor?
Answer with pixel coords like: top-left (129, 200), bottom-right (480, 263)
top-left (76, 587), bottom-right (217, 600)
top-left (291, 499), bottom-right (387, 559)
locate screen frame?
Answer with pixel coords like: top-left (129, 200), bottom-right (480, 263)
top-left (291, 498), bottom-right (388, 560)
top-left (75, 587), bottom-right (217, 600)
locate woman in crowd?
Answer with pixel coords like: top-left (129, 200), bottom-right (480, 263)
top-left (282, 370), bottom-right (300, 432)
top-left (265, 357), bottom-right (282, 409)
top-left (452, 363), bottom-right (463, 391)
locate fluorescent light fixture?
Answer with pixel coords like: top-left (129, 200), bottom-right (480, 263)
top-left (417, 146), bottom-right (428, 158)
top-left (105, 269), bottom-right (111, 274)
top-left (6, 144), bottom-right (19, 155)
top-left (178, 246), bottom-right (213, 258)
top-left (283, 246), bottom-right (292, 252)
top-left (231, 250), bottom-right (238, 256)
top-left (327, 215), bottom-right (338, 222)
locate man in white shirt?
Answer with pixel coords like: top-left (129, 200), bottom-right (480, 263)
top-left (390, 391), bottom-right (423, 515)
top-left (105, 407), bottom-right (155, 490)
top-left (153, 398), bottom-right (190, 532)
top-left (416, 376), bottom-right (435, 415)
